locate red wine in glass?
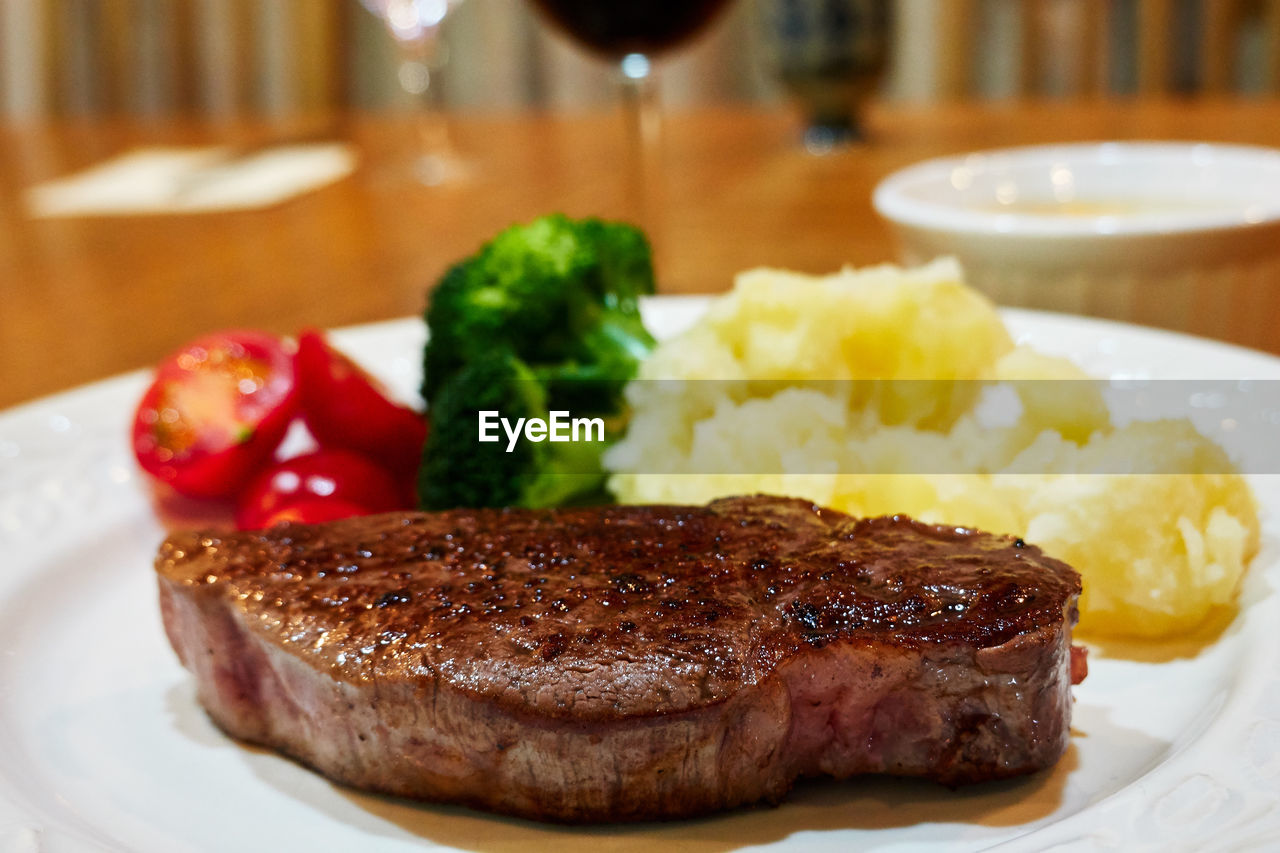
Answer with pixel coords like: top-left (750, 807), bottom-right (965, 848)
top-left (529, 0), bottom-right (734, 57)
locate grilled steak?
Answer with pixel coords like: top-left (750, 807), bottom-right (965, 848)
top-left (156, 495), bottom-right (1084, 823)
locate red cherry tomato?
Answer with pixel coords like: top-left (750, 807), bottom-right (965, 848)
top-left (235, 448), bottom-right (406, 530)
top-left (132, 331), bottom-right (297, 499)
top-left (255, 498), bottom-right (374, 528)
top-left (294, 329), bottom-right (428, 478)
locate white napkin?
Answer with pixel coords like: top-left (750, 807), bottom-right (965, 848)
top-left (24, 143), bottom-right (358, 217)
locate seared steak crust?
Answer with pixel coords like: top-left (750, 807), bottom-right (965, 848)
top-left (157, 495), bottom-right (1082, 823)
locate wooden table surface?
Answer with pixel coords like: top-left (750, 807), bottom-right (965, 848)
top-left (3, 98), bottom-right (1280, 410)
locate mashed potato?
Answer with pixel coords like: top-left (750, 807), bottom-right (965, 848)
top-left (606, 259), bottom-right (1259, 639)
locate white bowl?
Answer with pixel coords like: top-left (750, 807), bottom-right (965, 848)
top-left (873, 142), bottom-right (1280, 346)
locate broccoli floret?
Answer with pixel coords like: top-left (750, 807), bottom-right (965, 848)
top-left (417, 214), bottom-right (656, 510)
top-left (418, 350), bottom-right (607, 510)
top-left (422, 214), bottom-right (656, 413)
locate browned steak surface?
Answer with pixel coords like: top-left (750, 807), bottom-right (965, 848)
top-left (157, 495), bottom-right (1083, 823)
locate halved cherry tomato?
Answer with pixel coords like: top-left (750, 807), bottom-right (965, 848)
top-left (294, 329), bottom-right (428, 479)
top-left (234, 448), bottom-right (406, 530)
top-left (132, 331), bottom-right (297, 499)
top-left (254, 498), bottom-right (373, 528)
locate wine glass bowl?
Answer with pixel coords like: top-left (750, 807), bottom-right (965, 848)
top-left (527, 0), bottom-right (735, 59)
top-left (757, 0), bottom-right (891, 152)
top-left (363, 0), bottom-right (454, 40)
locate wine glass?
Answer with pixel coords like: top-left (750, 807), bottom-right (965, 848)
top-left (527, 0), bottom-right (736, 231)
top-left (757, 0), bottom-right (891, 153)
top-left (358, 0), bottom-right (469, 185)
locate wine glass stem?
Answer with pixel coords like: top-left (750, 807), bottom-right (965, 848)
top-left (618, 54), bottom-right (662, 247)
top-left (394, 31), bottom-right (460, 185)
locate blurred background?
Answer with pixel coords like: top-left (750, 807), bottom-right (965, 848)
top-left (4, 0), bottom-right (1280, 411)
top-left (1, 0), bottom-right (1279, 123)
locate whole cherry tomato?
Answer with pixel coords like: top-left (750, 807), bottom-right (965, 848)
top-left (132, 331), bottom-right (297, 499)
top-left (234, 448), bottom-right (406, 530)
top-left (253, 498), bottom-right (374, 529)
top-left (294, 329), bottom-right (428, 479)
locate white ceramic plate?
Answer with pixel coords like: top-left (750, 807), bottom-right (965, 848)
top-left (2, 299), bottom-right (1279, 853)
